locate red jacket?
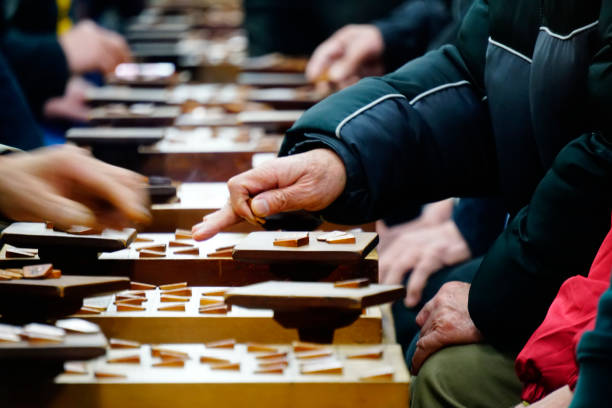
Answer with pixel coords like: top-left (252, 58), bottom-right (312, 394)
top-left (515, 216), bottom-right (612, 402)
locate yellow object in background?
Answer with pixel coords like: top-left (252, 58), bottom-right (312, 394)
top-left (56, 0), bottom-right (72, 35)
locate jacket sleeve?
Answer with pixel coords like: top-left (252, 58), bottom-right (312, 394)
top-left (373, 0), bottom-right (452, 71)
top-left (468, 132), bottom-right (612, 352)
top-left (280, 0), bottom-right (492, 225)
top-left (0, 29), bottom-right (70, 117)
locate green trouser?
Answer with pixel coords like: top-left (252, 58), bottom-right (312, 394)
top-left (411, 344), bottom-right (523, 408)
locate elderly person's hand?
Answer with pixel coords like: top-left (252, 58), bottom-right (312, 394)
top-left (192, 148), bottom-right (346, 240)
top-left (0, 145), bottom-right (150, 229)
top-left (306, 24), bottom-right (385, 90)
top-left (411, 281), bottom-right (483, 374)
top-left (513, 386), bottom-right (573, 408)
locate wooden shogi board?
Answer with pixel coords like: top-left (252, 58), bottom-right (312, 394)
top-left (147, 182), bottom-right (376, 232)
top-left (0, 331), bottom-right (107, 362)
top-left (136, 128), bottom-right (282, 181)
top-left (96, 233), bottom-right (379, 286)
top-left (0, 233), bottom-right (378, 285)
top-left (88, 105), bottom-right (181, 127)
top-left (75, 287), bottom-right (383, 344)
top-left (51, 343), bottom-right (410, 408)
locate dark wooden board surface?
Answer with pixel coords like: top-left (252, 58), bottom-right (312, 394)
top-left (0, 331), bottom-right (107, 361)
top-left (232, 231), bottom-right (379, 263)
top-left (225, 281), bottom-right (405, 311)
top-left (0, 275), bottom-right (129, 298)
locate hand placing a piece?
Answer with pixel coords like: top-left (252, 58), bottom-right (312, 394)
top-left (411, 281), bottom-right (483, 374)
top-left (192, 148), bottom-right (346, 241)
top-left (0, 145), bottom-right (150, 230)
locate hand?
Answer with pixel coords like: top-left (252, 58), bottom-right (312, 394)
top-left (378, 209), bottom-right (471, 307)
top-left (0, 145), bottom-right (150, 229)
top-left (43, 77), bottom-right (92, 122)
top-left (411, 282), bottom-right (482, 374)
top-left (192, 149), bottom-right (346, 240)
top-left (377, 199), bottom-right (454, 252)
top-left (306, 24), bottom-right (385, 89)
top-left (514, 386), bottom-right (573, 408)
top-left (59, 20), bottom-right (131, 75)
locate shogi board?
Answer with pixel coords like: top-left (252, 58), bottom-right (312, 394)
top-left (136, 128), bottom-right (281, 181)
top-left (76, 287), bottom-right (382, 344)
top-left (66, 127), bottom-right (166, 146)
top-left (0, 332), bottom-right (107, 362)
top-left (147, 182), bottom-right (377, 232)
top-left (51, 344), bottom-right (409, 408)
top-left (95, 233), bottom-right (378, 286)
top-left (0, 275), bottom-right (129, 299)
top-left (88, 105), bottom-right (180, 127)
top-left (225, 282), bottom-right (405, 311)
top-left (0, 223), bottom-right (136, 252)
top-left (85, 87), bottom-right (170, 106)
top-left (233, 231), bottom-right (379, 263)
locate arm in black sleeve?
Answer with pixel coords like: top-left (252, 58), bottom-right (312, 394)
top-left (468, 132), bottom-right (612, 352)
top-left (373, 0), bottom-right (452, 71)
top-left (452, 196), bottom-right (507, 258)
top-left (0, 29), bottom-right (70, 117)
top-left (281, 0), bottom-right (493, 225)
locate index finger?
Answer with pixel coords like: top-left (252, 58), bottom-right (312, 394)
top-left (306, 39), bottom-right (344, 81)
top-left (411, 332), bottom-right (444, 374)
top-left (192, 204), bottom-right (242, 241)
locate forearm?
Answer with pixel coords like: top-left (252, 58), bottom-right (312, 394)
top-left (469, 132), bottom-right (612, 351)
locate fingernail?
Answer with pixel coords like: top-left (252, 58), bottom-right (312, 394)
top-left (191, 222), bottom-right (205, 234)
top-left (328, 65), bottom-right (343, 81)
top-left (251, 198), bottom-right (269, 217)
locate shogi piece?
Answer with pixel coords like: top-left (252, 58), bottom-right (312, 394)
top-left (173, 247), bottom-right (200, 255)
top-left (134, 236), bottom-right (155, 243)
top-left (359, 367), bottom-right (395, 381)
top-left (55, 319), bottom-right (100, 334)
top-left (169, 241), bottom-right (194, 248)
top-left (200, 356), bottom-right (230, 364)
top-left (200, 297), bottom-right (223, 306)
top-left (210, 362), bottom-right (240, 371)
top-left (346, 347), bottom-right (383, 359)
top-left (255, 365), bottom-right (285, 374)
top-left (326, 234), bottom-right (356, 244)
top-left (201, 289), bottom-right (226, 296)
top-left (50, 269), bottom-right (62, 279)
top-left (139, 249), bottom-right (165, 258)
top-left (77, 306), bottom-right (102, 315)
top-left (136, 244), bottom-right (166, 252)
top-left (94, 371), bottom-right (127, 379)
top-left (258, 358), bottom-right (288, 368)
top-left (334, 278), bottom-right (370, 289)
top-left (160, 295), bottom-right (190, 303)
top-left (110, 338), bottom-right (140, 349)
top-left (295, 349), bottom-right (333, 360)
top-left (23, 264), bottom-right (53, 279)
top-left (247, 343), bottom-right (278, 353)
top-left (63, 362), bottom-right (88, 375)
top-left (199, 304), bottom-right (228, 314)
top-left (151, 347), bottom-right (188, 359)
top-left (175, 229), bottom-right (193, 240)
top-left (206, 248), bottom-right (233, 258)
top-left (161, 288), bottom-right (192, 297)
top-left (130, 282), bottom-right (156, 291)
top-left (159, 282), bottom-right (187, 291)
top-left (205, 339), bottom-right (235, 349)
top-left (273, 233), bottom-right (309, 248)
top-left (5, 245), bottom-right (37, 258)
top-left (116, 304), bottom-right (145, 312)
top-left (256, 352), bottom-right (287, 360)
top-left (292, 341), bottom-right (327, 352)
top-left (107, 355), bottom-right (141, 364)
top-left (114, 298), bottom-right (145, 306)
top-left (300, 361), bottom-right (343, 375)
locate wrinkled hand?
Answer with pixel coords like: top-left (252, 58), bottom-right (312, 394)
top-left (411, 282), bottom-right (482, 374)
top-left (306, 24), bottom-right (385, 89)
top-left (514, 386), bottom-right (573, 408)
top-left (192, 149), bottom-right (346, 240)
top-left (59, 20), bottom-right (131, 75)
top-left (378, 203), bottom-right (471, 307)
top-left (43, 77), bottom-right (92, 122)
top-left (0, 145), bottom-right (150, 229)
